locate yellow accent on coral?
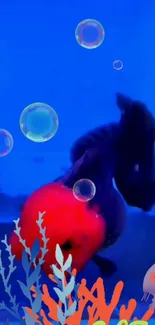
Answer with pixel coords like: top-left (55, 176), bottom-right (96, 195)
top-left (129, 321), bottom-right (148, 325)
top-left (93, 320), bottom-right (148, 325)
top-left (114, 321), bottom-right (128, 325)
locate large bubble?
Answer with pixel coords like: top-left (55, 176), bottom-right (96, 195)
top-left (75, 19), bottom-right (105, 49)
top-left (19, 102), bottom-right (59, 143)
top-left (0, 129), bottom-right (13, 157)
top-left (73, 178), bottom-right (96, 202)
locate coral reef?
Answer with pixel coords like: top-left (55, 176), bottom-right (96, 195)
top-left (0, 211), bottom-right (154, 325)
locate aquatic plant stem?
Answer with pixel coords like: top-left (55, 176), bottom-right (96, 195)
top-left (0, 245), bottom-right (21, 320)
top-left (62, 270), bottom-right (67, 317)
top-left (0, 303), bottom-right (20, 320)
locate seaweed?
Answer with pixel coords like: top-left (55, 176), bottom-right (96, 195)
top-left (0, 234), bottom-right (22, 322)
top-left (14, 211), bottom-right (49, 323)
top-left (26, 262), bottom-right (155, 325)
top-left (14, 211), bottom-right (49, 268)
top-left (0, 211), bottom-right (49, 324)
top-left (52, 244), bottom-right (77, 324)
top-left (0, 210), bottom-right (154, 325)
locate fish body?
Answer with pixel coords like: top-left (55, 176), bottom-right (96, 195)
top-left (10, 147), bottom-right (126, 276)
top-left (10, 182), bottom-right (106, 275)
top-left (7, 92), bottom-right (155, 276)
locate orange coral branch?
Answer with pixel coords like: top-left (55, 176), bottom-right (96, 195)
top-left (41, 284), bottom-right (59, 321)
top-left (119, 299), bottom-right (137, 321)
top-left (30, 283), bottom-right (59, 321)
top-left (26, 274), bottom-right (154, 325)
top-left (133, 306), bottom-right (154, 322)
top-left (77, 277), bottom-right (124, 323)
top-left (40, 309), bottom-right (55, 325)
top-left (141, 307), bottom-right (154, 321)
top-left (87, 305), bottom-right (99, 325)
top-left (24, 307), bottom-right (40, 324)
top-left (96, 279), bottom-right (124, 323)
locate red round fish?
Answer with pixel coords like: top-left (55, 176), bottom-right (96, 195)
top-left (10, 182), bottom-right (106, 274)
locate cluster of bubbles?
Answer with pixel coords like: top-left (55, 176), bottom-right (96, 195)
top-left (0, 19), bottom-right (122, 156)
top-left (73, 178), bottom-right (96, 202)
top-left (75, 18), bottom-right (123, 69)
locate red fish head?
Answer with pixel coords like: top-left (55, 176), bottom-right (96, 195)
top-left (10, 183), bottom-right (106, 275)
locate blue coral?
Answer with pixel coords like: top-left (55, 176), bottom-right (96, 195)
top-left (0, 211), bottom-right (49, 323)
top-left (51, 244), bottom-right (77, 325)
top-left (0, 234), bottom-right (22, 322)
top-left (0, 211), bottom-right (77, 324)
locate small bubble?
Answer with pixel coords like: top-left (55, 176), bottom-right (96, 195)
top-left (0, 129), bottom-right (14, 157)
top-left (113, 60), bottom-right (123, 70)
top-left (75, 19), bottom-right (105, 49)
top-left (19, 102), bottom-right (59, 143)
top-left (73, 178), bottom-right (96, 202)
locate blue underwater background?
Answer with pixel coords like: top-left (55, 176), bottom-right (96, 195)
top-left (0, 0), bottom-right (155, 323)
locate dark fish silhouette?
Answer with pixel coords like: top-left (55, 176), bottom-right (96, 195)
top-left (70, 93), bottom-right (155, 211)
top-left (115, 93), bottom-right (155, 211)
top-left (55, 148), bottom-right (126, 276)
